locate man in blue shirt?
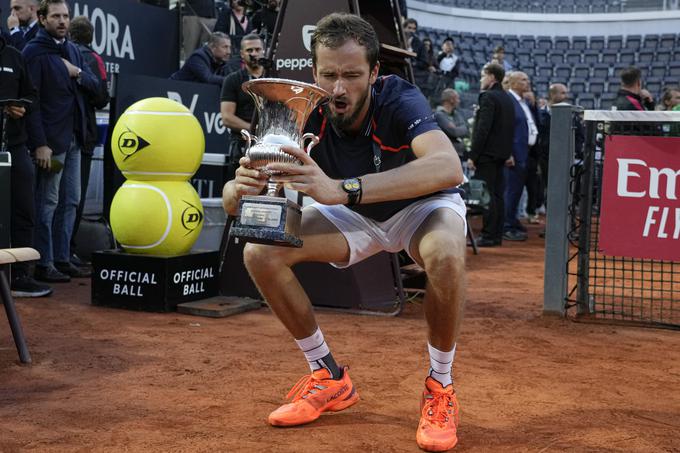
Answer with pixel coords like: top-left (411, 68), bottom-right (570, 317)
top-left (223, 13), bottom-right (467, 452)
top-left (170, 31), bottom-right (232, 86)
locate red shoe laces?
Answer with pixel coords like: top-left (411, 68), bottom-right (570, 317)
top-left (422, 391), bottom-right (456, 427)
top-left (285, 374), bottom-right (327, 402)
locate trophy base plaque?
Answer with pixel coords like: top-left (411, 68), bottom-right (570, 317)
top-left (231, 195), bottom-right (303, 247)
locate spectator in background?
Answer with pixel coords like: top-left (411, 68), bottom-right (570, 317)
top-left (491, 46), bottom-right (512, 72)
top-left (23, 0), bottom-right (99, 282)
top-left (181, 0), bottom-right (217, 59)
top-left (5, 0), bottom-right (39, 51)
top-left (171, 31), bottom-right (231, 85)
top-left (403, 18), bottom-right (435, 99)
top-left (522, 89), bottom-right (542, 225)
top-left (214, 0), bottom-right (252, 56)
top-left (434, 88), bottom-right (468, 160)
top-left (503, 71), bottom-right (537, 242)
top-left (468, 63), bottom-right (515, 247)
top-left (0, 32), bottom-right (52, 297)
top-left (437, 37), bottom-right (460, 90)
top-left (220, 33), bottom-right (264, 176)
top-left (68, 15), bottom-right (110, 266)
top-left (614, 66), bottom-right (655, 111)
top-left (658, 86), bottom-right (680, 110)
top-left (250, 0), bottom-right (279, 41)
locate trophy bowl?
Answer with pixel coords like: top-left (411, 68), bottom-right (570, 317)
top-left (230, 78), bottom-right (330, 247)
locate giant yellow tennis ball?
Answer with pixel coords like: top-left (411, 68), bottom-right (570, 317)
top-left (110, 180), bottom-right (204, 256)
top-left (111, 97), bottom-right (205, 181)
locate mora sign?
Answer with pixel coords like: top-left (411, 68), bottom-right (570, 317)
top-left (599, 135), bottom-right (680, 261)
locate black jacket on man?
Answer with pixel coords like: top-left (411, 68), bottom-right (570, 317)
top-left (74, 42), bottom-right (110, 154)
top-left (0, 35), bottom-right (37, 147)
top-left (614, 88), bottom-right (654, 111)
top-left (170, 44), bottom-right (225, 86)
top-left (469, 82), bottom-right (515, 164)
top-left (7, 22), bottom-right (39, 51)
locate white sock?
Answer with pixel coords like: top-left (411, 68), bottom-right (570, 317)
top-left (428, 342), bottom-right (456, 387)
top-left (295, 327), bottom-right (333, 373)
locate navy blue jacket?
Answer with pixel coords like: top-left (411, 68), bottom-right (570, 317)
top-left (170, 45), bottom-right (225, 86)
top-left (508, 92), bottom-right (532, 165)
top-left (7, 22), bottom-right (39, 51)
top-left (22, 28), bottom-right (98, 155)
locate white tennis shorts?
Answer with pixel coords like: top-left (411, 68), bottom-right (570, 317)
top-left (307, 192), bottom-right (467, 268)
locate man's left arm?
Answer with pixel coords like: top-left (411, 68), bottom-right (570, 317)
top-left (271, 130), bottom-right (463, 206)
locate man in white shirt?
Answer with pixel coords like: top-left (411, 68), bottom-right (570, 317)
top-left (6, 0), bottom-right (39, 51)
top-left (503, 71), bottom-right (537, 241)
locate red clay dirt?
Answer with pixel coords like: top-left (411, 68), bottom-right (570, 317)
top-left (2, 223), bottom-right (679, 453)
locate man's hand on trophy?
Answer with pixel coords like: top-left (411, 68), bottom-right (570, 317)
top-left (234, 156), bottom-right (268, 197)
top-left (269, 146), bottom-right (346, 205)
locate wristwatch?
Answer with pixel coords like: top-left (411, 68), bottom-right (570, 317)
top-left (342, 178), bottom-right (362, 206)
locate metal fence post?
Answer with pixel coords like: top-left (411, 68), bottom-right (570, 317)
top-left (543, 104), bottom-right (576, 316)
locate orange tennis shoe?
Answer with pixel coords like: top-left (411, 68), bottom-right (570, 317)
top-left (268, 366), bottom-right (359, 427)
top-left (416, 377), bottom-right (460, 452)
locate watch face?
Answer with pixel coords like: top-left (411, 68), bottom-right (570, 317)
top-left (343, 178), bottom-right (360, 192)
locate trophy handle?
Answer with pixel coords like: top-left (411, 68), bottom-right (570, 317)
top-left (301, 133), bottom-right (320, 154)
top-left (241, 129), bottom-right (259, 150)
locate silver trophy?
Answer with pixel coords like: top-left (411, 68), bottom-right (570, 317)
top-left (230, 78), bottom-right (330, 247)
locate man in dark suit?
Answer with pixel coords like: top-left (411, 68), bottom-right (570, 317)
top-left (5, 0), bottom-right (39, 51)
top-left (504, 71), bottom-right (538, 241)
top-left (468, 63), bottom-right (515, 247)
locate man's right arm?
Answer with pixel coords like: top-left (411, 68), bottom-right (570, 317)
top-left (220, 101), bottom-right (251, 133)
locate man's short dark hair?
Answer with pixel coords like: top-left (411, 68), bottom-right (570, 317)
top-left (620, 66), bottom-right (642, 87)
top-left (493, 45), bottom-right (505, 54)
top-left (240, 33), bottom-right (262, 49)
top-left (311, 13), bottom-right (380, 70)
top-left (38, 0), bottom-right (68, 21)
top-left (68, 15), bottom-right (92, 45)
top-left (443, 36), bottom-right (454, 44)
top-left (403, 18), bottom-right (418, 29)
top-left (483, 62), bottom-right (505, 84)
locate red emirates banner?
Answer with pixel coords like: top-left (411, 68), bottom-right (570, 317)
top-left (599, 135), bottom-right (680, 261)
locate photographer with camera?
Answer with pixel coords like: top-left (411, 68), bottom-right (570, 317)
top-left (219, 33), bottom-right (264, 176)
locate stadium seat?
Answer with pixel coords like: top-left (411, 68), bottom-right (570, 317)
top-left (592, 64), bottom-right (610, 79)
top-left (533, 80), bottom-right (549, 97)
top-left (601, 49), bottom-right (618, 64)
top-left (537, 63), bottom-right (553, 77)
top-left (599, 92), bottom-right (617, 110)
top-left (555, 64), bottom-right (571, 79)
top-left (572, 36), bottom-right (588, 50)
top-left (577, 93), bottom-right (596, 109)
top-left (565, 50), bottom-right (582, 64)
top-left (649, 62), bottom-right (667, 78)
top-left (607, 35), bottom-right (623, 50)
top-left (590, 36), bottom-right (606, 51)
top-left (522, 65), bottom-right (536, 77)
top-left (589, 78), bottom-right (606, 95)
top-left (657, 49), bottom-right (672, 63)
top-left (537, 36), bottom-right (552, 50)
top-left (549, 52), bottom-right (564, 65)
top-left (534, 49), bottom-right (548, 64)
top-left (517, 49), bottom-right (531, 64)
top-left (625, 35), bottom-right (641, 50)
top-left (638, 49), bottom-right (655, 64)
top-left (570, 78), bottom-right (586, 94)
top-left (583, 50), bottom-right (600, 65)
top-left (612, 62), bottom-right (630, 78)
top-left (520, 35), bottom-right (535, 49)
top-left (544, 4), bottom-right (559, 13)
top-left (659, 33), bottom-right (676, 48)
top-left (643, 34), bottom-right (659, 49)
top-left (504, 35), bottom-right (520, 49)
top-left (573, 64), bottom-right (591, 78)
top-left (669, 62), bottom-right (680, 78)
top-left (489, 34), bottom-right (504, 47)
top-left (608, 80), bottom-right (621, 95)
top-left (619, 49), bottom-right (636, 65)
top-left (591, 4), bottom-right (605, 13)
top-left (554, 36), bottom-right (570, 50)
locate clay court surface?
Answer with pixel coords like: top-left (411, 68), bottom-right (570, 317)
top-left (2, 223), bottom-right (679, 452)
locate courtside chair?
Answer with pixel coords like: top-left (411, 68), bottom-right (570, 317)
top-left (0, 247), bottom-right (38, 364)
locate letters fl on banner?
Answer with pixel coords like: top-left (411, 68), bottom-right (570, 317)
top-left (599, 135), bottom-right (680, 261)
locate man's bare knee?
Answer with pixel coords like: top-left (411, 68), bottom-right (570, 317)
top-left (420, 237), bottom-right (465, 277)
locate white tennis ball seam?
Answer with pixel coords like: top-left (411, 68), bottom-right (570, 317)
top-left (124, 111), bottom-right (195, 116)
top-left (117, 184), bottom-right (173, 249)
top-left (123, 171), bottom-right (194, 177)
